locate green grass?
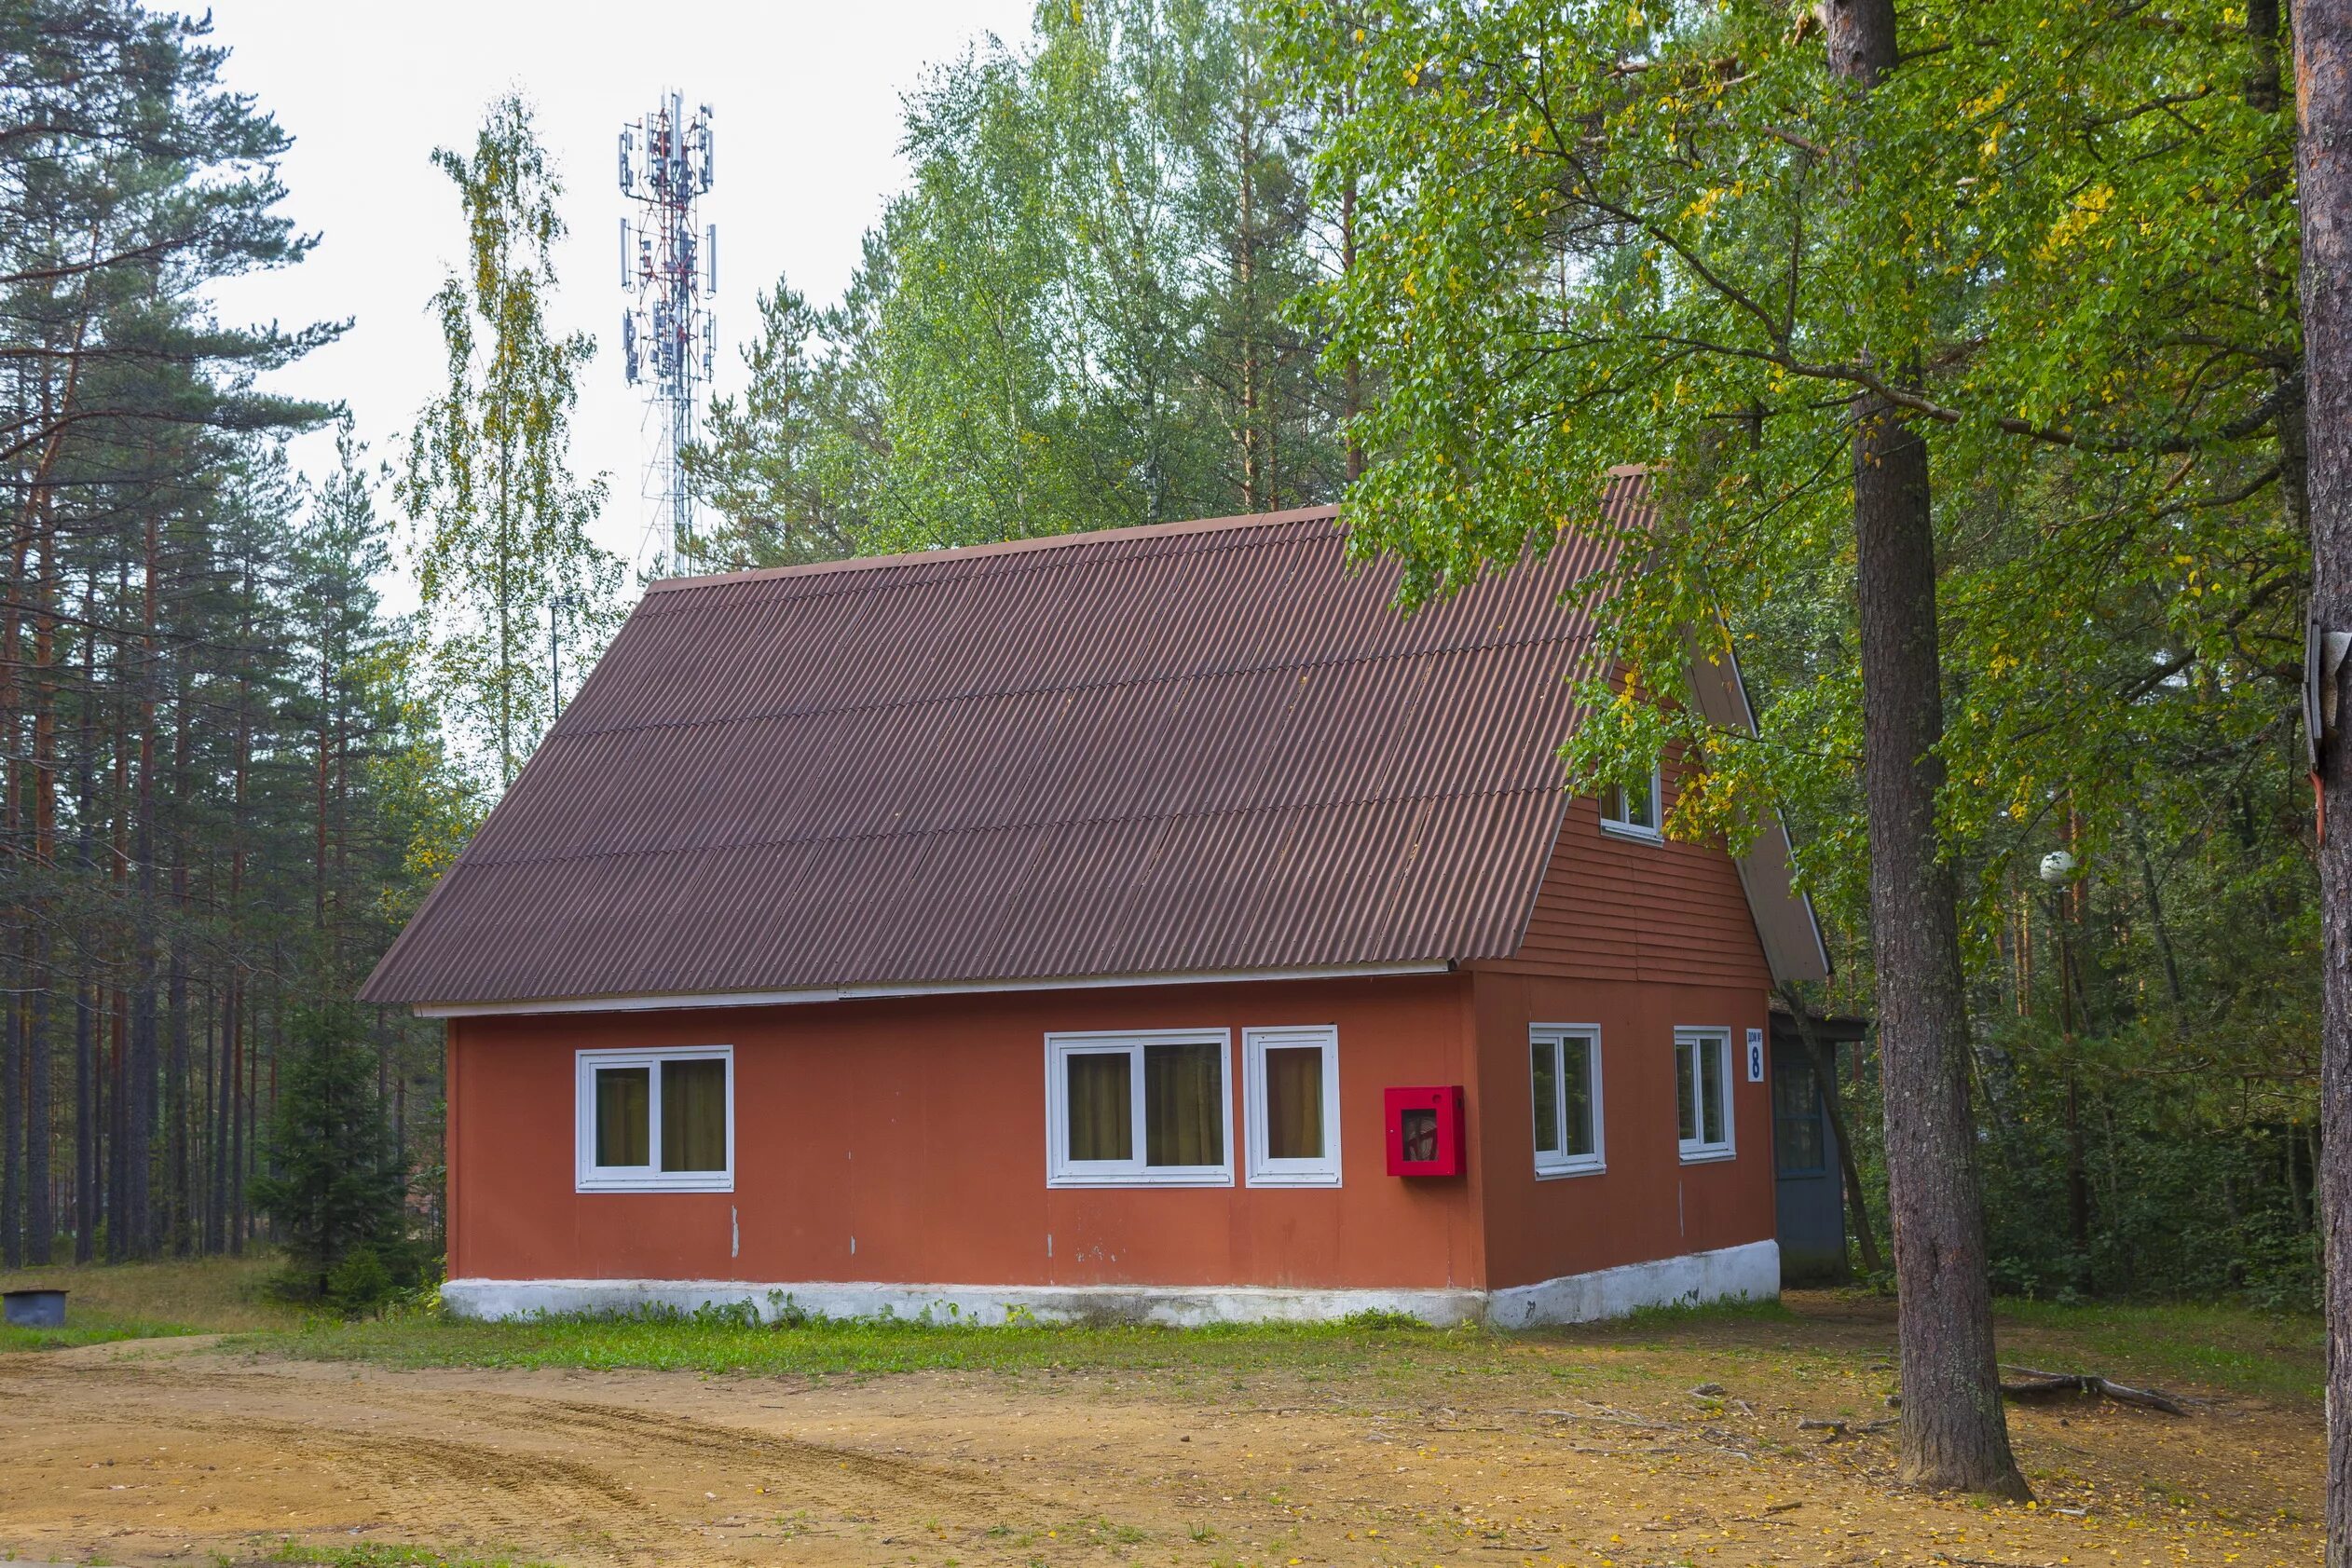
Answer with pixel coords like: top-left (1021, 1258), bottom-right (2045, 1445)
top-left (272, 1543), bottom-right (560, 1568)
top-left (246, 1305), bottom-right (1494, 1384)
top-left (5, 1254), bottom-right (2322, 1411)
top-left (0, 1252), bottom-right (312, 1353)
top-left (1994, 1297), bottom-right (2325, 1404)
top-left (0, 1311), bottom-right (209, 1354)
top-left (1607, 1293), bottom-right (1799, 1334)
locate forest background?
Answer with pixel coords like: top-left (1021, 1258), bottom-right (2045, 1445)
top-left (0, 0), bottom-right (2318, 1316)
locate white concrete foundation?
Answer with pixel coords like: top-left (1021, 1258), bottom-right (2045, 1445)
top-left (441, 1240), bottom-right (1778, 1329)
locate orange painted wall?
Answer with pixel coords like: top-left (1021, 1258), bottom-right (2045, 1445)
top-left (1468, 784), bottom-right (1778, 1291)
top-left (446, 972), bottom-right (1488, 1289)
top-left (443, 778), bottom-right (1785, 1295)
top-left (1468, 970), bottom-right (1774, 1291)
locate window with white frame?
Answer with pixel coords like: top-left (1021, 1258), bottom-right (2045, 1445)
top-left (1675, 1028), bottom-right (1735, 1162)
top-left (1046, 1029), bottom-right (1233, 1187)
top-left (1244, 1026), bottom-right (1341, 1186)
top-left (1530, 1024), bottom-right (1604, 1177)
top-left (1600, 762), bottom-right (1663, 839)
top-left (576, 1045), bottom-right (734, 1192)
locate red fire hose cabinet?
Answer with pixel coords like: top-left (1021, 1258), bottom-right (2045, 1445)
top-left (1383, 1084), bottom-right (1465, 1177)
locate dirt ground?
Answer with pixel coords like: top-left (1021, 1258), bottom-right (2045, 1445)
top-left (0, 1299), bottom-right (2321, 1568)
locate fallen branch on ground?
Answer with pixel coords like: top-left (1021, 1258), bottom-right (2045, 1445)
top-left (1997, 1365), bottom-right (2188, 1416)
top-left (1794, 1415), bottom-right (1896, 1440)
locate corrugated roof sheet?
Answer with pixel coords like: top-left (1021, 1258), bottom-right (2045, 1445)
top-left (361, 480), bottom-right (1650, 1006)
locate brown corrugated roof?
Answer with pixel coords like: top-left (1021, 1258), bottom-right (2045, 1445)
top-left (361, 481), bottom-right (1651, 1008)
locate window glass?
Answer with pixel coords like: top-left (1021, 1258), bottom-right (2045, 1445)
top-left (1065, 1051), bottom-right (1134, 1162)
top-left (1675, 1038), bottom-right (1699, 1141)
top-left (1263, 1045), bottom-right (1324, 1161)
top-left (1049, 1031), bottom-right (1233, 1186)
top-left (1531, 1040), bottom-right (1562, 1155)
top-left (1562, 1036), bottom-right (1596, 1157)
top-left (1144, 1041), bottom-right (1224, 1166)
top-left (661, 1057), bottom-right (729, 1172)
top-left (1700, 1038), bottom-right (1726, 1146)
top-left (596, 1067), bottom-right (650, 1167)
top-left (1676, 1030), bottom-right (1734, 1160)
top-left (1774, 1056), bottom-right (1826, 1174)
top-left (1532, 1029), bottom-right (1603, 1175)
top-left (1602, 766), bottom-right (1661, 834)
top-left (579, 1048), bottom-right (732, 1192)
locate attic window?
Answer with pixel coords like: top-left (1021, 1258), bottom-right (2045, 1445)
top-left (1600, 763), bottom-right (1663, 840)
top-left (1046, 1029), bottom-right (1234, 1187)
top-left (576, 1045), bottom-right (733, 1193)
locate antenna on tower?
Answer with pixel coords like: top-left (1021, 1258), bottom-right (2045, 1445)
top-left (619, 91), bottom-right (716, 576)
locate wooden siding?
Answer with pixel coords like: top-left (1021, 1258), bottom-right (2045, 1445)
top-left (1486, 768), bottom-right (1772, 987)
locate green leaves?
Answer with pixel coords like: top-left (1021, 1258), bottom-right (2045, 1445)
top-left (396, 92), bottom-right (618, 790)
top-left (1270, 0), bottom-right (2304, 980)
top-left (691, 0), bottom-right (1348, 561)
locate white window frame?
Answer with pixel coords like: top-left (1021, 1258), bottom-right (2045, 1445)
top-left (1675, 1027), bottom-right (1737, 1164)
top-left (1045, 1029), bottom-right (1235, 1188)
top-left (1529, 1023), bottom-right (1606, 1179)
top-left (1243, 1026), bottom-right (1342, 1187)
top-left (1600, 762), bottom-right (1665, 841)
top-left (575, 1043), bottom-right (735, 1193)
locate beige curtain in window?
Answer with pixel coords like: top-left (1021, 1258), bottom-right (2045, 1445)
top-left (1066, 1051), bottom-right (1134, 1161)
top-left (1144, 1043), bottom-right (1222, 1166)
top-left (661, 1057), bottom-right (728, 1171)
top-left (596, 1067), bottom-right (650, 1166)
top-left (1264, 1045), bottom-right (1324, 1161)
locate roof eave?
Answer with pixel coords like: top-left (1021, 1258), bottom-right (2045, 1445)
top-left (403, 958), bottom-right (1461, 1018)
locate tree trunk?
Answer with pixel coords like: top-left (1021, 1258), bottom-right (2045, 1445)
top-left (167, 644), bottom-right (192, 1257)
top-left (2290, 0), bottom-right (2352, 1553)
top-left (1824, 0), bottom-right (2029, 1500)
top-left (25, 514), bottom-right (57, 1264)
top-left (74, 983), bottom-right (93, 1262)
top-left (1850, 397), bottom-right (2029, 1497)
top-left (3, 980), bottom-right (21, 1269)
top-left (26, 936), bottom-right (49, 1263)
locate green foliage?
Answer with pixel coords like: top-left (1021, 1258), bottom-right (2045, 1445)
top-left (688, 0), bottom-right (1346, 566)
top-left (251, 1008), bottom-right (415, 1301)
top-left (325, 1246), bottom-right (395, 1317)
top-left (398, 91), bottom-right (620, 786)
top-left (1267, 0), bottom-right (2315, 1304)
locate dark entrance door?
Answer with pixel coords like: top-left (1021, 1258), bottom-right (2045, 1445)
top-left (1769, 1027), bottom-right (1850, 1285)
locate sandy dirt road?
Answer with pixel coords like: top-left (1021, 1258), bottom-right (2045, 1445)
top-left (0, 1329), bottom-right (2322, 1567)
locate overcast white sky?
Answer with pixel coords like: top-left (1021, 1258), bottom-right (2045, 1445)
top-left (200, 0), bottom-right (1038, 593)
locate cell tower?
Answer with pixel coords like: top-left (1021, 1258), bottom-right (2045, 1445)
top-left (618, 92), bottom-right (716, 575)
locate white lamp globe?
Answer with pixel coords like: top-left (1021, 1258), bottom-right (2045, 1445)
top-left (2038, 850), bottom-right (2076, 884)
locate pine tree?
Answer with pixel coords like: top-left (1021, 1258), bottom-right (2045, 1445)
top-left (249, 1006), bottom-right (409, 1300)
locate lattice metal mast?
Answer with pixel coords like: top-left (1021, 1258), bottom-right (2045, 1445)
top-left (618, 91), bottom-right (716, 575)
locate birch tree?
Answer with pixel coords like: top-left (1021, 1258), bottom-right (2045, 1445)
top-left (400, 92), bottom-right (616, 787)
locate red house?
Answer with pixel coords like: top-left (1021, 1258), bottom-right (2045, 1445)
top-left (362, 475), bottom-right (1828, 1325)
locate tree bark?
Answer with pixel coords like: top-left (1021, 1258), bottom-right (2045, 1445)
top-left (1823, 0), bottom-right (2030, 1500)
top-left (74, 982), bottom-right (93, 1262)
top-left (2290, 0), bottom-right (2352, 1553)
top-left (1850, 400), bottom-right (2030, 1498)
top-left (3, 980), bottom-right (21, 1268)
